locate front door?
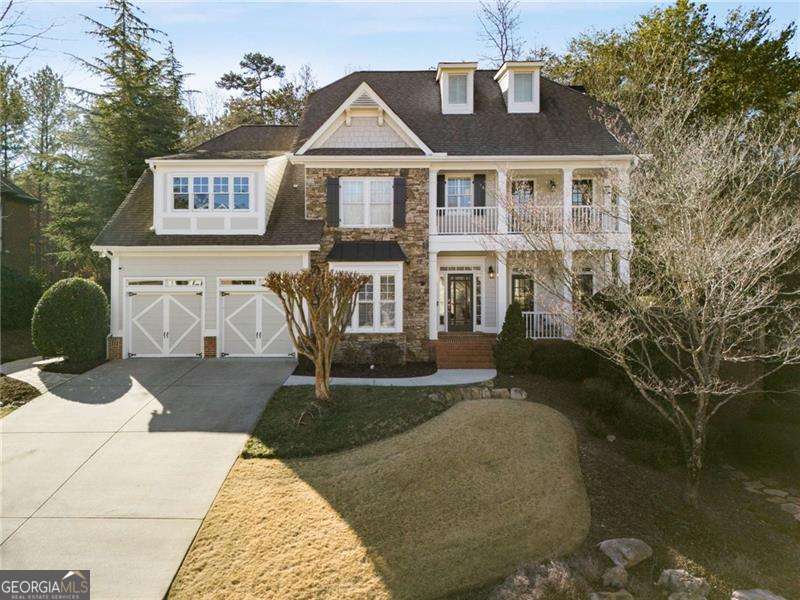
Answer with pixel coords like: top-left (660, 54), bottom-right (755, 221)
top-left (447, 274), bottom-right (473, 332)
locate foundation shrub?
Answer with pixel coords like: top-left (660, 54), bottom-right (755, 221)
top-left (529, 339), bottom-right (595, 380)
top-left (371, 341), bottom-right (403, 367)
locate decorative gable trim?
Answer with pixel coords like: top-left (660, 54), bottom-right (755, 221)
top-left (296, 82), bottom-right (434, 156)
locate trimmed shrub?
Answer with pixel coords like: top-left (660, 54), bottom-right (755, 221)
top-left (720, 420), bottom-right (800, 470)
top-left (585, 411), bottom-right (610, 438)
top-left (32, 278), bottom-right (109, 362)
top-left (1, 266), bottom-right (41, 331)
top-left (372, 341), bottom-right (403, 367)
top-left (529, 339), bottom-right (594, 380)
top-left (493, 302), bottom-right (530, 374)
top-left (624, 439), bottom-right (681, 470)
top-left (578, 377), bottom-right (622, 415)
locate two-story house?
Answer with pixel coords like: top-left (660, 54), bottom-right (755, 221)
top-left (92, 61), bottom-right (632, 365)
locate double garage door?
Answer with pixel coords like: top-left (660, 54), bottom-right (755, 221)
top-left (125, 278), bottom-right (292, 358)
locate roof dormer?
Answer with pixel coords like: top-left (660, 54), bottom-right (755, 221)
top-left (436, 62), bottom-right (477, 115)
top-left (494, 61), bottom-right (543, 114)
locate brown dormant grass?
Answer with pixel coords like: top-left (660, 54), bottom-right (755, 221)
top-left (169, 399), bottom-right (590, 600)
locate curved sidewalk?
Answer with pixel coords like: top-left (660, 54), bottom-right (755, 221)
top-left (283, 368), bottom-right (496, 387)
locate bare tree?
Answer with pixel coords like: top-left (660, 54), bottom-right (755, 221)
top-left (1, 0), bottom-right (57, 63)
top-left (477, 0), bottom-right (524, 66)
top-left (266, 267), bottom-right (368, 407)
top-left (495, 91), bottom-right (800, 506)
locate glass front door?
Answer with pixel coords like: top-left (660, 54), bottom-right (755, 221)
top-left (447, 274), bottom-right (473, 332)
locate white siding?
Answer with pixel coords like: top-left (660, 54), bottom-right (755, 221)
top-left (265, 155), bottom-right (288, 220)
top-left (320, 116), bottom-right (411, 148)
top-left (114, 253), bottom-right (305, 336)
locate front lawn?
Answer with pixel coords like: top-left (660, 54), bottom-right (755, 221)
top-left (0, 374), bottom-right (40, 418)
top-left (243, 384), bottom-right (461, 458)
top-left (170, 397), bottom-right (589, 599)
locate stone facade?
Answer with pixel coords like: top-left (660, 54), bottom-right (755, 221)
top-left (203, 336), bottom-right (217, 358)
top-left (306, 167), bottom-right (431, 362)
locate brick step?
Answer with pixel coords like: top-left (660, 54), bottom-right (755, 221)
top-left (435, 337), bottom-right (495, 369)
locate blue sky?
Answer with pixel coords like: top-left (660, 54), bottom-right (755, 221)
top-left (13, 0), bottom-right (800, 109)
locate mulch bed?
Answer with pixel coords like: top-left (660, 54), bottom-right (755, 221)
top-left (292, 361), bottom-right (437, 379)
top-left (0, 374), bottom-right (40, 417)
top-left (490, 373), bottom-right (800, 600)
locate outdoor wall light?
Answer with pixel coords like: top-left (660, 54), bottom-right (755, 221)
top-left (488, 266), bottom-right (495, 279)
top-left (548, 179), bottom-right (557, 192)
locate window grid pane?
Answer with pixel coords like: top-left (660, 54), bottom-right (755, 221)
top-left (341, 180), bottom-right (365, 226)
top-left (449, 74), bottom-right (467, 104)
top-left (446, 178), bottom-right (472, 208)
top-left (173, 177), bottom-right (189, 209)
top-left (512, 180), bottom-right (535, 206)
top-left (233, 176), bottom-right (250, 210)
top-left (514, 73), bottom-right (534, 103)
top-left (213, 176), bottom-right (229, 209)
top-left (572, 179), bottom-right (593, 206)
top-left (369, 180), bottom-right (393, 226)
top-left (193, 177), bottom-right (209, 209)
top-left (357, 278), bottom-right (374, 328)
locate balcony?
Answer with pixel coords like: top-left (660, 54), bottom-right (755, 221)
top-left (433, 205), bottom-right (620, 235)
top-left (522, 311), bottom-right (567, 339)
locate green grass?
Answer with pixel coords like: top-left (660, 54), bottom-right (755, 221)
top-left (243, 385), bottom-right (461, 459)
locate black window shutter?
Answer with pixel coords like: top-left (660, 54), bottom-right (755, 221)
top-left (393, 177), bottom-right (406, 228)
top-left (436, 174), bottom-right (446, 208)
top-left (474, 174), bottom-right (486, 207)
top-left (326, 177), bottom-right (339, 225)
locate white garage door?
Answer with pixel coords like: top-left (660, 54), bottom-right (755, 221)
top-left (126, 280), bottom-right (204, 358)
top-left (219, 279), bottom-right (293, 357)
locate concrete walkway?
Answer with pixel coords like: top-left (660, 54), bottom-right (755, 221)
top-left (1, 356), bottom-right (76, 395)
top-left (0, 357), bottom-right (294, 599)
top-left (283, 368), bottom-right (496, 387)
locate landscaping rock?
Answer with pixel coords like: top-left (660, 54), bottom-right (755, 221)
top-left (658, 569), bottom-right (710, 597)
top-left (589, 591), bottom-right (634, 600)
top-left (779, 503), bottom-right (800, 515)
top-left (762, 489), bottom-right (788, 497)
top-left (598, 538), bottom-right (653, 568)
top-left (731, 590), bottom-right (787, 600)
top-left (494, 388), bottom-right (511, 399)
top-left (766, 497), bottom-right (786, 504)
top-left (746, 480), bottom-right (764, 489)
top-left (606, 434), bottom-right (617, 442)
top-left (668, 593), bottom-right (706, 600)
top-left (480, 387), bottom-right (493, 399)
top-left (509, 387), bottom-right (527, 400)
top-left (602, 565), bottom-right (628, 589)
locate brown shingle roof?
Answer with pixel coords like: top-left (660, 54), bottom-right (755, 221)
top-left (92, 163), bottom-right (323, 247)
top-left (295, 71), bottom-right (628, 156)
top-left (151, 124), bottom-right (298, 160)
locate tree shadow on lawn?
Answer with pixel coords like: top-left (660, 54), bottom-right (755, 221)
top-left (169, 399), bottom-right (593, 600)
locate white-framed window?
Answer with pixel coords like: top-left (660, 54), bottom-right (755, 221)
top-left (513, 72), bottom-right (534, 103)
top-left (512, 179), bottom-right (535, 207)
top-left (340, 177), bottom-right (393, 227)
top-left (446, 177), bottom-right (472, 208)
top-left (171, 174), bottom-right (252, 212)
top-left (448, 74), bottom-right (468, 105)
top-left (330, 263), bottom-right (403, 333)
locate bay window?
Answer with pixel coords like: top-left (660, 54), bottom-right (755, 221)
top-left (171, 174), bottom-right (252, 211)
top-left (340, 178), bottom-right (393, 227)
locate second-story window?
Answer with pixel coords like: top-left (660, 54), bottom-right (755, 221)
top-left (340, 178), bottom-right (393, 227)
top-left (448, 74), bottom-right (467, 104)
top-left (512, 180), bottom-right (535, 207)
top-left (446, 177), bottom-right (472, 207)
top-left (171, 175), bottom-right (252, 211)
top-left (572, 179), bottom-right (593, 206)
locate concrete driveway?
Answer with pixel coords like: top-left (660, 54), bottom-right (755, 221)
top-left (0, 358), bottom-right (294, 599)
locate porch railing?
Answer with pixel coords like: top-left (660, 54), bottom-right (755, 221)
top-left (435, 207), bottom-right (498, 235)
top-left (571, 205), bottom-right (619, 233)
top-left (508, 206), bottom-right (563, 233)
top-left (522, 311), bottom-right (567, 339)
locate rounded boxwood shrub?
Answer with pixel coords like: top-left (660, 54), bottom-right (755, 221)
top-left (1, 266), bottom-right (41, 331)
top-left (32, 278), bottom-right (109, 362)
top-left (493, 302), bottom-right (531, 374)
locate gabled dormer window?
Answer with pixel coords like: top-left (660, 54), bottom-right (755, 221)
top-left (513, 72), bottom-right (534, 103)
top-left (448, 74), bottom-right (468, 105)
top-left (171, 175), bottom-right (252, 212)
top-left (437, 62), bottom-right (477, 115)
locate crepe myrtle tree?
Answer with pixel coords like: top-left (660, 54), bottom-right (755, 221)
top-left (494, 89), bottom-right (800, 506)
top-left (266, 266), bottom-right (369, 406)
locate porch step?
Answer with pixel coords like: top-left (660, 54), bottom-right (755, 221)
top-left (434, 333), bottom-right (496, 369)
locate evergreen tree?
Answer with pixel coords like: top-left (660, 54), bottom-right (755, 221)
top-left (0, 62), bottom-right (28, 177)
top-left (217, 52), bottom-right (285, 123)
top-left (493, 302), bottom-right (530, 374)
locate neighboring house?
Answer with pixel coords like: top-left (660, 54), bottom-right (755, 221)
top-left (92, 61), bottom-right (632, 365)
top-left (1, 177), bottom-right (41, 274)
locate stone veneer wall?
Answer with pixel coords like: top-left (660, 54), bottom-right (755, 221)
top-left (306, 167), bottom-right (431, 362)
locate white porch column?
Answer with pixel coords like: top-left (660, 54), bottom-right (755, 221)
top-left (562, 167), bottom-right (573, 232)
top-left (619, 249), bottom-right (631, 286)
top-left (496, 168), bottom-right (508, 234)
top-left (563, 249), bottom-right (573, 313)
top-left (617, 166), bottom-right (631, 234)
top-left (428, 251), bottom-right (439, 340)
top-left (428, 168), bottom-right (439, 235)
top-left (110, 253), bottom-right (120, 335)
top-left (496, 251), bottom-right (508, 331)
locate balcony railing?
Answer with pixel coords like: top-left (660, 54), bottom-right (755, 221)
top-left (433, 205), bottom-right (621, 235)
top-left (522, 311), bottom-right (567, 339)
top-left (508, 206), bottom-right (562, 233)
top-left (435, 207), bottom-right (498, 235)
